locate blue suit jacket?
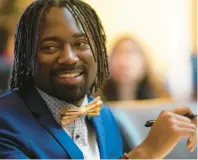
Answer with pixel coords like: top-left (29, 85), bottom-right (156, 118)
top-left (0, 86), bottom-right (123, 159)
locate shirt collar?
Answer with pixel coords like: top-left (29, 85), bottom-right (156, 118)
top-left (35, 86), bottom-right (88, 124)
top-left (36, 86), bottom-right (88, 108)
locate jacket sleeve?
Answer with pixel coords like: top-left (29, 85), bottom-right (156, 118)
top-left (0, 115), bottom-right (30, 159)
top-left (0, 141), bottom-right (30, 159)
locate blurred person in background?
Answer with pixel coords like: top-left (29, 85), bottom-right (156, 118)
top-left (102, 36), bottom-right (169, 101)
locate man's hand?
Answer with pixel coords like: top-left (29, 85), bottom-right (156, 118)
top-left (127, 107), bottom-right (197, 159)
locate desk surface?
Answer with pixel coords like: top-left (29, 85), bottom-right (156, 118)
top-left (108, 100), bottom-right (197, 159)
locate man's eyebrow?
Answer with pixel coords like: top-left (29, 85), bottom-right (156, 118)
top-left (40, 33), bottom-right (87, 43)
top-left (40, 36), bottom-right (62, 43)
top-left (72, 33), bottom-right (87, 38)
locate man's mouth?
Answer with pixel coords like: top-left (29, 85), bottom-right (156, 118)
top-left (57, 72), bottom-right (82, 78)
top-left (55, 71), bottom-right (84, 85)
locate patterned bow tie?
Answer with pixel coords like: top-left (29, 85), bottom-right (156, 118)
top-left (61, 96), bottom-right (102, 125)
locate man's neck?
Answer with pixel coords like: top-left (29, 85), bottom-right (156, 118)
top-left (35, 86), bottom-right (87, 107)
top-left (74, 98), bottom-right (85, 107)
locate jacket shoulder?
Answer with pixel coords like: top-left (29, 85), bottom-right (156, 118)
top-left (0, 90), bottom-right (23, 111)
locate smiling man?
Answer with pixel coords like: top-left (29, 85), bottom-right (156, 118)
top-left (0, 0), bottom-right (197, 159)
top-left (34, 7), bottom-right (98, 106)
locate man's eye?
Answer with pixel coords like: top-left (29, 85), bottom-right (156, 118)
top-left (74, 40), bottom-right (90, 49)
top-left (40, 45), bottom-right (60, 53)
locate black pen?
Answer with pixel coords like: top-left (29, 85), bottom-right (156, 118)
top-left (145, 114), bottom-right (197, 127)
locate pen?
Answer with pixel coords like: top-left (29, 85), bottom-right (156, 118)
top-left (145, 114), bottom-right (197, 127)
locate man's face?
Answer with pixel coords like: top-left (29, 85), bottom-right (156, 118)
top-left (33, 7), bottom-right (97, 104)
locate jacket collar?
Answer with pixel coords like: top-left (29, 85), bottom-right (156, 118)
top-left (19, 85), bottom-right (84, 159)
top-left (19, 84), bottom-right (107, 159)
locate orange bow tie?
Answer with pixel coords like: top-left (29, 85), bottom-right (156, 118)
top-left (61, 96), bottom-right (102, 125)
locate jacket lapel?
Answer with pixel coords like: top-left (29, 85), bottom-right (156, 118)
top-left (19, 86), bottom-right (84, 159)
top-left (88, 97), bottom-right (108, 159)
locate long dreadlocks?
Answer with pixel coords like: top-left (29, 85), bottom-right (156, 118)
top-left (10, 0), bottom-right (109, 94)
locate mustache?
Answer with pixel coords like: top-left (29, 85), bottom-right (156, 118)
top-left (52, 63), bottom-right (85, 75)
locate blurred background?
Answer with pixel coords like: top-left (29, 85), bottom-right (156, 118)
top-left (0, 0), bottom-right (197, 158)
top-left (0, 0), bottom-right (197, 103)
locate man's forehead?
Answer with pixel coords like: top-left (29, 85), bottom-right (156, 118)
top-left (41, 6), bottom-right (85, 35)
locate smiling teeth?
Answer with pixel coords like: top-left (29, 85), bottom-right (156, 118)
top-left (58, 73), bottom-right (80, 78)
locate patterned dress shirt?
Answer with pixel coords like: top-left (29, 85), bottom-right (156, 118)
top-left (36, 87), bottom-right (100, 159)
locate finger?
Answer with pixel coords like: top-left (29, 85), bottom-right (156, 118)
top-left (175, 128), bottom-right (195, 137)
top-left (189, 133), bottom-right (197, 152)
top-left (186, 138), bottom-right (194, 148)
top-left (177, 121), bottom-right (196, 130)
top-left (183, 131), bottom-right (196, 151)
top-left (189, 143), bottom-right (196, 152)
top-left (169, 107), bottom-right (192, 115)
top-left (175, 114), bottom-right (192, 123)
top-left (186, 140), bottom-right (191, 148)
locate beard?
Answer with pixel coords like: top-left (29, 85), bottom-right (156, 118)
top-left (50, 80), bottom-right (89, 106)
top-left (48, 63), bottom-right (90, 104)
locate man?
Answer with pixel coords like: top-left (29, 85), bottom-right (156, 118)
top-left (0, 0), bottom-right (197, 159)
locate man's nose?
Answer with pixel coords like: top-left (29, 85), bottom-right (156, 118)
top-left (57, 44), bottom-right (79, 65)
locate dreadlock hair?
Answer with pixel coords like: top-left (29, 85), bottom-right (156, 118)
top-left (10, 0), bottom-right (109, 94)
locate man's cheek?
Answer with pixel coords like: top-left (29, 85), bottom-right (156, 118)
top-left (37, 64), bottom-right (50, 74)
